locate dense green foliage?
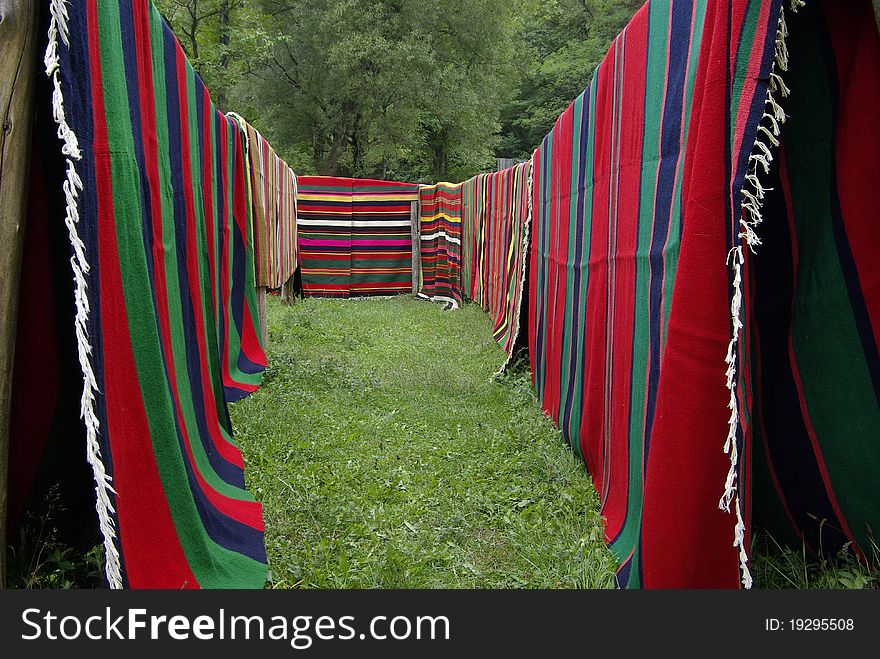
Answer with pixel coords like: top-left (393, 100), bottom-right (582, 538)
top-left (231, 297), bottom-right (618, 588)
top-left (154, 0), bottom-right (639, 181)
top-left (498, 0), bottom-right (643, 159)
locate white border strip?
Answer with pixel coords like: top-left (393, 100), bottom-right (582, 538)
top-left (426, 295), bottom-right (460, 311)
top-left (721, 0), bottom-right (804, 589)
top-left (297, 219), bottom-right (411, 228)
top-left (45, 0), bottom-right (122, 589)
top-left (420, 231), bottom-right (462, 245)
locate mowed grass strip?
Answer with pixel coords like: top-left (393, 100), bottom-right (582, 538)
top-left (231, 296), bottom-right (617, 588)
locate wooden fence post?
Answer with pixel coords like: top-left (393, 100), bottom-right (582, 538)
top-left (280, 275), bottom-right (295, 307)
top-left (410, 200), bottom-right (420, 295)
top-left (874, 1), bottom-right (880, 36)
top-left (256, 287), bottom-right (269, 348)
top-left (0, 0), bottom-right (39, 589)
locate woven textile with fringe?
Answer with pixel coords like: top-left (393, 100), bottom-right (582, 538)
top-left (418, 182), bottom-right (464, 308)
top-left (43, 0), bottom-right (268, 587)
top-left (528, 0), bottom-right (880, 589)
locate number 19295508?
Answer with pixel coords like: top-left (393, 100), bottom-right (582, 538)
top-left (765, 618), bottom-right (854, 631)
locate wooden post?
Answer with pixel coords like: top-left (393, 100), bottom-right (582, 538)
top-left (280, 275), bottom-right (295, 307)
top-left (874, 0), bottom-right (880, 37)
top-left (410, 199), bottom-right (421, 295)
top-left (0, 0), bottom-right (39, 588)
top-left (256, 287), bottom-right (269, 348)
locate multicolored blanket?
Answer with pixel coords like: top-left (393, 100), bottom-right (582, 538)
top-left (418, 182), bottom-right (463, 307)
top-left (43, 0), bottom-right (267, 587)
top-left (529, 0), bottom-right (880, 588)
top-left (230, 117), bottom-right (299, 290)
top-left (297, 176), bottom-right (419, 298)
top-left (27, 0), bottom-right (879, 592)
top-left (461, 164), bottom-right (531, 363)
top-left (749, 0), bottom-right (880, 574)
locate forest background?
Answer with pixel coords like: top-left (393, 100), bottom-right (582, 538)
top-left (154, 0), bottom-right (642, 182)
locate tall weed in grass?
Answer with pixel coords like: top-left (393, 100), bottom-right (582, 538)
top-left (6, 486), bottom-right (104, 589)
top-left (751, 529), bottom-right (879, 589)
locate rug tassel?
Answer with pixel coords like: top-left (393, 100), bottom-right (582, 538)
top-left (226, 112), bottom-right (251, 151)
top-left (722, 0), bottom-right (803, 589)
top-left (45, 0), bottom-right (123, 590)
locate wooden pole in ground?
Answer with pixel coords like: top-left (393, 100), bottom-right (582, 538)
top-left (280, 275), bottom-right (295, 307)
top-left (0, 0), bottom-right (39, 589)
top-left (256, 287), bottom-right (269, 348)
top-left (410, 199), bottom-right (420, 295)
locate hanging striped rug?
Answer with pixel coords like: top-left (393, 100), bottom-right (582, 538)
top-left (297, 176), bottom-right (419, 298)
top-left (461, 164), bottom-right (531, 366)
top-left (418, 182), bottom-right (463, 308)
top-left (529, 0), bottom-right (880, 588)
top-left (44, 0), bottom-right (268, 588)
top-left (229, 117), bottom-right (299, 291)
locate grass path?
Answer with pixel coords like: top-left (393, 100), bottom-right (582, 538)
top-left (231, 296), bottom-right (617, 588)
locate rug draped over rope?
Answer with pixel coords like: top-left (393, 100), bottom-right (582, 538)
top-left (529, 0), bottom-right (880, 588)
top-left (461, 164), bottom-right (531, 364)
top-left (297, 176), bottom-right (420, 298)
top-left (748, 0), bottom-right (880, 579)
top-left (229, 116), bottom-right (299, 290)
top-left (43, 0), bottom-right (270, 587)
top-left (418, 182), bottom-right (464, 308)
top-left (21, 0), bottom-right (879, 591)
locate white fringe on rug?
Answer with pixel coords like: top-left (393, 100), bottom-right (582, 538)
top-left (45, 0), bottom-right (122, 589)
top-left (721, 0), bottom-right (804, 590)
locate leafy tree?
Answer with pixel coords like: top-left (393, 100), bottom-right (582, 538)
top-left (159, 0), bottom-right (227, 105)
top-left (413, 0), bottom-right (521, 181)
top-left (236, 0), bottom-right (522, 181)
top-left (243, 0), bottom-right (434, 178)
top-left (154, 0), bottom-right (643, 180)
top-left (498, 0), bottom-right (644, 160)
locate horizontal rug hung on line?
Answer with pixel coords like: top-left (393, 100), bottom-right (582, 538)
top-left (298, 176), bottom-right (420, 298)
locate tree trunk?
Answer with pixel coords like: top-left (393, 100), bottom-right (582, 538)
top-left (428, 126), bottom-right (449, 180)
top-left (219, 0), bottom-right (231, 68)
top-left (432, 148), bottom-right (448, 181)
top-left (351, 113), bottom-right (363, 177)
top-left (187, 24), bottom-right (200, 62)
top-left (319, 102), bottom-right (356, 176)
top-left (216, 0), bottom-right (231, 108)
top-left (0, 0), bottom-right (39, 589)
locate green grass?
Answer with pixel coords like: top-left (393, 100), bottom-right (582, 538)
top-left (8, 296), bottom-right (876, 589)
top-left (751, 530), bottom-right (879, 590)
top-left (231, 296), bottom-right (618, 588)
